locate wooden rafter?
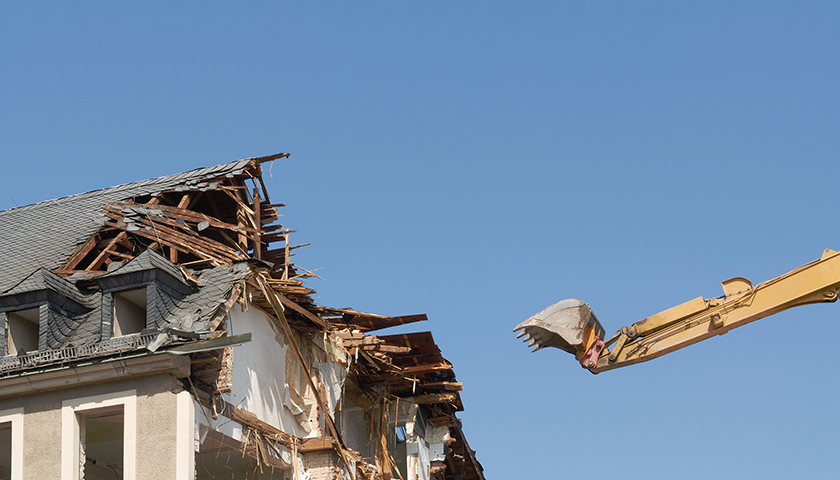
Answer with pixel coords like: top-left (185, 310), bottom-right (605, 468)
top-left (63, 232), bottom-right (100, 271)
top-left (86, 231), bottom-right (129, 271)
top-left (252, 188), bottom-right (262, 260)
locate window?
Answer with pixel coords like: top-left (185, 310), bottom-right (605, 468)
top-left (112, 289), bottom-right (147, 337)
top-left (0, 408), bottom-right (23, 480)
top-left (394, 425), bottom-right (407, 444)
top-left (62, 391), bottom-right (136, 480)
top-left (0, 422), bottom-right (10, 479)
top-left (7, 308), bottom-right (39, 355)
top-left (79, 406), bottom-right (124, 479)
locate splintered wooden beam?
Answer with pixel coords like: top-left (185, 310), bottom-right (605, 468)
top-left (86, 231), bottom-right (129, 271)
top-left (411, 393), bottom-right (458, 405)
top-left (358, 344), bottom-right (412, 354)
top-left (253, 188), bottom-right (262, 260)
top-left (257, 175), bottom-right (271, 204)
top-left (261, 232), bottom-right (287, 244)
top-left (107, 250), bottom-right (135, 260)
top-left (283, 232), bottom-right (290, 280)
top-left (274, 292), bottom-right (328, 329)
top-left (346, 314), bottom-right (428, 332)
top-left (251, 274), bottom-right (354, 474)
top-left (252, 152), bottom-right (290, 164)
top-left (357, 349), bottom-right (383, 372)
top-left (262, 224), bottom-right (288, 234)
top-left (298, 437), bottom-right (337, 453)
top-left (63, 233), bottom-right (100, 271)
top-left (102, 207), bottom-right (245, 260)
top-left (399, 363), bottom-right (453, 375)
top-left (172, 193), bottom-right (192, 262)
top-left (342, 335), bottom-right (387, 346)
top-left (101, 216), bottom-right (239, 265)
top-left (108, 202), bottom-right (260, 234)
top-left (420, 381), bottom-right (463, 391)
top-left (427, 416), bottom-right (460, 427)
top-left (221, 187), bottom-right (256, 218)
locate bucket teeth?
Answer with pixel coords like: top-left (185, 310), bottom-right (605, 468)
top-left (514, 299), bottom-right (605, 356)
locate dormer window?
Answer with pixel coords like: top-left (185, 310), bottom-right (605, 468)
top-left (112, 288), bottom-right (147, 337)
top-left (7, 307), bottom-right (39, 355)
top-left (95, 249), bottom-right (197, 340)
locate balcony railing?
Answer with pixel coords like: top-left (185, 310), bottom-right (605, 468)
top-left (0, 332), bottom-right (160, 374)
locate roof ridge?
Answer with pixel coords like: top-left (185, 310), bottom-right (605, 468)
top-left (0, 157), bottom-right (256, 215)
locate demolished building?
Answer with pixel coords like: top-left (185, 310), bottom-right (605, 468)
top-left (0, 154), bottom-right (485, 480)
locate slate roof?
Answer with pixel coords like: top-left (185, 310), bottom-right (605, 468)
top-left (95, 248), bottom-right (191, 287)
top-left (0, 159), bottom-right (258, 367)
top-left (3, 268), bottom-right (95, 308)
top-left (0, 159), bottom-right (253, 294)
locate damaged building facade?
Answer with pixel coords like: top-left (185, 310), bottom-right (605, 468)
top-left (0, 154), bottom-right (485, 480)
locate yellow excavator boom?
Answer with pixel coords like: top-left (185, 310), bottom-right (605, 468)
top-left (515, 248), bottom-right (840, 374)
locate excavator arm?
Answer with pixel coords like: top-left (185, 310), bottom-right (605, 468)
top-left (515, 248), bottom-right (840, 374)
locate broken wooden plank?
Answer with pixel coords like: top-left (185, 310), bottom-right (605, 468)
top-left (359, 344), bottom-right (412, 354)
top-left (102, 219), bottom-right (223, 264)
top-left (399, 363), bottom-right (453, 375)
top-left (348, 314), bottom-right (428, 332)
top-left (86, 231), bottom-right (129, 271)
top-left (274, 292), bottom-right (329, 329)
top-left (251, 274), bottom-right (354, 473)
top-left (253, 187), bottom-right (262, 260)
top-left (101, 213), bottom-right (244, 263)
top-left (109, 202), bottom-right (261, 234)
top-left (427, 416), bottom-right (460, 427)
top-left (63, 233), bottom-right (101, 271)
top-left (411, 393), bottom-right (458, 405)
top-left (252, 152), bottom-right (290, 164)
top-left (420, 381), bottom-right (463, 391)
top-left (298, 437), bottom-right (337, 453)
top-left (171, 194), bottom-right (193, 262)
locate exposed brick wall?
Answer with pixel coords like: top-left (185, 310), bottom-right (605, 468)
top-left (303, 451), bottom-right (344, 480)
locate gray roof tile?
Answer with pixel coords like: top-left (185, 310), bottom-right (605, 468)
top-left (0, 160), bottom-right (257, 356)
top-left (0, 158), bottom-right (254, 293)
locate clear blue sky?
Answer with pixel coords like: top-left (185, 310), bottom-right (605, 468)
top-left (2, 2), bottom-right (839, 478)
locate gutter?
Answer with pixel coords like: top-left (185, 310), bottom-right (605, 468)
top-left (0, 352), bottom-right (190, 398)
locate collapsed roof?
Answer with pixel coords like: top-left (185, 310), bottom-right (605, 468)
top-left (0, 153), bottom-right (484, 480)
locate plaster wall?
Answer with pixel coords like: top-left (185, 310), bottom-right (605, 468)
top-left (0, 372), bottom-right (183, 480)
top-left (226, 304), bottom-right (347, 438)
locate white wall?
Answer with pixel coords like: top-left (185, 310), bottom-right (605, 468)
top-left (225, 304), bottom-right (347, 438)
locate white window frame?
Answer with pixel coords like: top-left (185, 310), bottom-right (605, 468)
top-left (175, 389), bottom-right (194, 480)
top-left (0, 407), bottom-right (24, 480)
top-left (61, 390), bottom-right (136, 480)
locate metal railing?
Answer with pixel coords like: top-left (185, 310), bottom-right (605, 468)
top-left (0, 332), bottom-right (159, 374)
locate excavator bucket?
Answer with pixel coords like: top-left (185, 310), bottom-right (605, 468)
top-left (514, 299), bottom-right (605, 360)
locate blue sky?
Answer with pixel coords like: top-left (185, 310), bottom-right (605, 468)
top-left (2, 2), bottom-right (839, 478)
